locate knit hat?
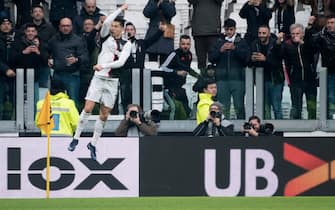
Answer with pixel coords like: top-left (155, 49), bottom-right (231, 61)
top-left (0, 17), bottom-right (12, 25)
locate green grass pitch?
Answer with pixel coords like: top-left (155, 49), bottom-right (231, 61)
top-left (0, 197), bottom-right (334, 210)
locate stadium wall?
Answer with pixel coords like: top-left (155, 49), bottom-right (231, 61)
top-left (1, 136), bottom-right (334, 198)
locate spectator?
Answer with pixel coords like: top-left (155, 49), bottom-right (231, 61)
top-left (67, 5), bottom-right (132, 161)
top-left (35, 79), bottom-right (79, 136)
top-left (0, 17), bottom-right (15, 120)
top-left (271, 0), bottom-right (295, 38)
top-left (162, 34), bottom-right (193, 119)
top-left (49, 0), bottom-right (81, 29)
top-left (250, 25), bottom-right (285, 119)
top-left (73, 0), bottom-right (106, 34)
top-left (282, 23), bottom-right (317, 119)
top-left (18, 5), bottom-right (56, 89)
top-left (192, 63), bottom-right (216, 93)
top-left (11, 23), bottom-right (48, 106)
top-left (188, 0), bottom-right (223, 71)
top-left (193, 101), bottom-right (234, 136)
top-left (242, 115), bottom-right (275, 136)
top-left (79, 18), bottom-right (101, 110)
top-left (310, 15), bottom-right (335, 119)
top-left (239, 0), bottom-right (272, 44)
top-left (121, 22), bottom-right (166, 111)
top-left (48, 17), bottom-right (89, 107)
top-left (209, 18), bottom-right (250, 120)
top-left (143, 0), bottom-right (176, 64)
top-left (12, 0), bottom-right (44, 28)
top-left (115, 104), bottom-right (158, 137)
top-left (196, 78), bottom-right (217, 124)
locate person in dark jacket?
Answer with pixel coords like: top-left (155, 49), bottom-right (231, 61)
top-left (17, 5), bottom-right (56, 89)
top-left (193, 102), bottom-right (234, 136)
top-left (271, 0), bottom-right (295, 38)
top-left (282, 23), bottom-right (317, 119)
top-left (162, 34), bottom-right (193, 118)
top-left (310, 15), bottom-right (335, 118)
top-left (12, 0), bottom-right (44, 28)
top-left (239, 0), bottom-right (272, 44)
top-left (11, 23), bottom-right (48, 106)
top-left (209, 18), bottom-right (250, 120)
top-left (251, 25), bottom-right (285, 119)
top-left (49, 0), bottom-right (81, 29)
top-left (188, 0), bottom-right (223, 71)
top-left (143, 0), bottom-right (176, 64)
top-left (48, 17), bottom-right (89, 107)
top-left (73, 0), bottom-right (106, 35)
top-left (0, 17), bottom-right (15, 120)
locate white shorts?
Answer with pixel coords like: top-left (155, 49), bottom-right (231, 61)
top-left (85, 75), bottom-right (119, 109)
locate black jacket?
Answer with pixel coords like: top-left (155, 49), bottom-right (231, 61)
top-left (49, 0), bottom-right (80, 22)
top-left (48, 32), bottom-right (89, 74)
top-left (188, 0), bottom-right (224, 36)
top-left (130, 30), bottom-right (164, 69)
top-left (312, 27), bottom-right (335, 74)
top-left (193, 120), bottom-right (234, 136)
top-left (163, 48), bottom-right (192, 89)
top-left (0, 32), bottom-right (14, 74)
top-left (209, 33), bottom-right (250, 81)
top-left (250, 35), bottom-right (284, 84)
top-left (239, 2), bottom-right (272, 43)
top-left (17, 19), bottom-right (56, 44)
top-left (274, 5), bottom-right (295, 35)
top-left (74, 7), bottom-right (105, 34)
top-left (282, 29), bottom-right (316, 84)
top-left (143, 0), bottom-right (176, 55)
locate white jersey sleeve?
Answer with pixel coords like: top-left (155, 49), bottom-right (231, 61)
top-left (100, 8), bottom-right (123, 38)
top-left (100, 41), bottom-right (132, 69)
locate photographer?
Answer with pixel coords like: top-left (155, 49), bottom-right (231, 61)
top-left (115, 104), bottom-right (158, 137)
top-left (242, 115), bottom-right (275, 136)
top-left (193, 102), bottom-right (234, 136)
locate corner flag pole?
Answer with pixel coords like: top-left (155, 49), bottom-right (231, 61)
top-left (46, 123), bottom-right (51, 199)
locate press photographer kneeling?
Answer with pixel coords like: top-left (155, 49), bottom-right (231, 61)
top-left (243, 115), bottom-right (275, 136)
top-left (115, 104), bottom-right (158, 137)
top-left (193, 102), bottom-right (234, 136)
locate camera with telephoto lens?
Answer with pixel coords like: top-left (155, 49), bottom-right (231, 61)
top-left (243, 122), bottom-right (253, 130)
top-left (210, 111), bottom-right (222, 119)
top-left (139, 110), bottom-right (161, 123)
top-left (259, 123), bottom-right (274, 135)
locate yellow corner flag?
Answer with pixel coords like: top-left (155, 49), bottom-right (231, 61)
top-left (37, 91), bottom-right (54, 199)
top-left (37, 91), bottom-right (54, 134)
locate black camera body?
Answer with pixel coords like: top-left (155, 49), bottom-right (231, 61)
top-left (210, 111), bottom-right (222, 119)
top-left (129, 110), bottom-right (160, 124)
top-left (243, 122), bottom-right (253, 130)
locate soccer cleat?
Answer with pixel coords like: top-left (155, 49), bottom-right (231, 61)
top-left (87, 142), bottom-right (97, 161)
top-left (68, 139), bottom-right (78, 151)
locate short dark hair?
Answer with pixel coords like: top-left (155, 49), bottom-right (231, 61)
top-left (50, 79), bottom-right (65, 95)
top-left (180, 34), bottom-right (191, 41)
top-left (31, 4), bottom-right (44, 12)
top-left (24, 23), bottom-right (37, 30)
top-left (114, 17), bottom-right (125, 27)
top-left (327, 14), bottom-right (335, 20)
top-left (248, 115), bottom-right (261, 123)
top-left (258, 24), bottom-right (270, 31)
top-left (223, 18), bottom-right (236, 28)
top-left (204, 78), bottom-right (216, 89)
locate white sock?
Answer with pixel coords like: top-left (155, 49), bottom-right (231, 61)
top-left (91, 118), bottom-right (106, 146)
top-left (73, 110), bottom-right (91, 140)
